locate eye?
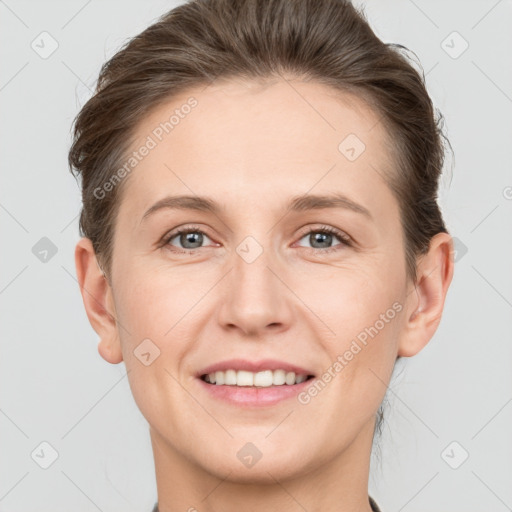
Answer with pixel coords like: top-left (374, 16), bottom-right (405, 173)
top-left (163, 225), bottom-right (215, 253)
top-left (295, 225), bottom-right (352, 253)
top-left (161, 224), bottom-right (352, 255)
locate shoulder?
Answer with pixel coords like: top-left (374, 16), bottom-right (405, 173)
top-left (369, 495), bottom-right (382, 512)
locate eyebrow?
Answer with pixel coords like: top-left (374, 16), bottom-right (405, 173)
top-left (141, 192), bottom-right (373, 222)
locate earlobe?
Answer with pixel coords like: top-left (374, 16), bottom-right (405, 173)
top-left (74, 237), bottom-right (124, 364)
top-left (397, 232), bottom-right (455, 358)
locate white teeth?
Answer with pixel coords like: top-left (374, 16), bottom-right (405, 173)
top-left (285, 371), bottom-right (296, 385)
top-left (236, 370), bottom-right (254, 386)
top-left (203, 369), bottom-right (311, 387)
top-left (295, 374), bottom-right (307, 384)
top-left (272, 369), bottom-right (286, 385)
top-left (254, 370), bottom-right (273, 387)
top-left (224, 369), bottom-right (237, 385)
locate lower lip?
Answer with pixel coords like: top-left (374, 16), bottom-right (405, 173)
top-left (196, 377), bottom-right (315, 407)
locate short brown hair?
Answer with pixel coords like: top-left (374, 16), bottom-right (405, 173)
top-left (68, 0), bottom-right (452, 285)
top-left (68, 0), bottom-right (453, 446)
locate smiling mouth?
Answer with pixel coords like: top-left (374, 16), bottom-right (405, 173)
top-left (200, 369), bottom-right (315, 387)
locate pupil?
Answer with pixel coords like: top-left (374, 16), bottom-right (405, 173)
top-left (311, 232), bottom-right (331, 248)
top-left (181, 232), bottom-right (203, 249)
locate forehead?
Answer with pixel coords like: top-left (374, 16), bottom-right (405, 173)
top-left (117, 77), bottom-right (398, 224)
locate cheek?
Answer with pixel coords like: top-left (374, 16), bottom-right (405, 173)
top-left (114, 261), bottom-right (196, 334)
top-left (302, 266), bottom-right (395, 333)
top-left (112, 267), bottom-right (197, 422)
top-left (309, 267), bottom-right (402, 385)
top-left (109, 278), bottom-right (179, 395)
top-left (311, 279), bottom-right (401, 427)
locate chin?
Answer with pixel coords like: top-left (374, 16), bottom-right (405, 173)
top-left (204, 456), bottom-right (313, 484)
top-left (186, 436), bottom-right (320, 484)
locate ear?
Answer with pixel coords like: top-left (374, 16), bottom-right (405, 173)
top-left (74, 237), bottom-right (123, 364)
top-left (397, 232), bottom-right (455, 357)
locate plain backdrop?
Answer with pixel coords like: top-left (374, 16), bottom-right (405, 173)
top-left (1, 1), bottom-right (511, 511)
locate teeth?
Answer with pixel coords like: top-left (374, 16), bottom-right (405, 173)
top-left (295, 374), bottom-right (307, 384)
top-left (203, 369), bottom-right (311, 387)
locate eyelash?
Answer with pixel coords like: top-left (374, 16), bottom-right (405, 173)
top-left (162, 224), bottom-right (353, 255)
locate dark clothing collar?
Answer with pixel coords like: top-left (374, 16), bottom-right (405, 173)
top-left (152, 495), bottom-right (382, 511)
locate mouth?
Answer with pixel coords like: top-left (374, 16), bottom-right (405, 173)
top-left (200, 369), bottom-right (315, 387)
top-left (195, 359), bottom-right (317, 406)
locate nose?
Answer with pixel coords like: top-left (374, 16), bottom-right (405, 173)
top-left (216, 243), bottom-right (294, 337)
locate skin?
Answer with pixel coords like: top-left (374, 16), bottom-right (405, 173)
top-left (75, 75), bottom-right (454, 512)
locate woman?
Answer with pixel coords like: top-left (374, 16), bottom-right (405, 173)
top-left (69, 0), bottom-right (454, 510)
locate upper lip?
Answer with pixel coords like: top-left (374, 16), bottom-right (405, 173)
top-left (197, 359), bottom-right (315, 378)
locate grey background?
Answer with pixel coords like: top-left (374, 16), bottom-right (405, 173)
top-left (1, 0), bottom-right (511, 511)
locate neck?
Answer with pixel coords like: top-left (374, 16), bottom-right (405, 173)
top-left (150, 417), bottom-right (376, 512)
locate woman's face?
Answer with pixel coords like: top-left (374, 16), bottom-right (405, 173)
top-left (86, 76), bottom-right (446, 482)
